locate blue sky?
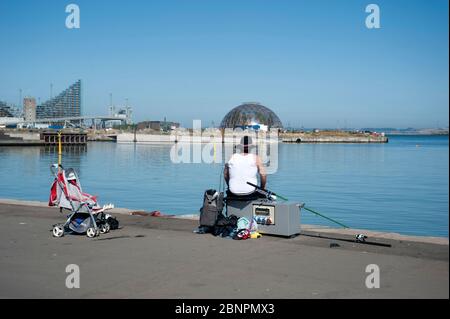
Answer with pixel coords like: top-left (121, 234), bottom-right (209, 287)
top-left (0, 0), bottom-right (448, 128)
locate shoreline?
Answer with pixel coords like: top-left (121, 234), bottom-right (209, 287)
top-left (0, 130), bottom-right (447, 146)
top-left (1, 198), bottom-right (447, 245)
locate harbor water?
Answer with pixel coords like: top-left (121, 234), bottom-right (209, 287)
top-left (0, 135), bottom-right (448, 237)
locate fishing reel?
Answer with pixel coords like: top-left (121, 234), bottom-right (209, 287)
top-left (265, 191), bottom-right (277, 201)
top-left (356, 234), bottom-right (368, 242)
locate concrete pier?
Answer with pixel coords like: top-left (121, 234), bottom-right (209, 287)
top-left (0, 130), bottom-right (88, 146)
top-left (116, 131), bottom-right (389, 144)
top-left (280, 132), bottom-right (389, 143)
top-left (0, 199), bottom-right (447, 298)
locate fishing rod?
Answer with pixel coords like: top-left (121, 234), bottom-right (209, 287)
top-left (247, 182), bottom-right (289, 201)
top-left (301, 233), bottom-right (392, 247)
top-left (302, 206), bottom-right (349, 229)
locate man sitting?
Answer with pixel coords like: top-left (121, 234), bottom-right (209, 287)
top-left (224, 136), bottom-right (267, 201)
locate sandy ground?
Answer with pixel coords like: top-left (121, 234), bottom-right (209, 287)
top-left (0, 201), bottom-right (448, 299)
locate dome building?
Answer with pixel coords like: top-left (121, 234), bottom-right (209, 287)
top-left (220, 102), bottom-right (283, 130)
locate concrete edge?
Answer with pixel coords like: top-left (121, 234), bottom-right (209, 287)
top-left (1, 198), bottom-right (448, 246)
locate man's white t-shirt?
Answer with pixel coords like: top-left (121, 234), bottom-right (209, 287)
top-left (228, 153), bottom-right (258, 195)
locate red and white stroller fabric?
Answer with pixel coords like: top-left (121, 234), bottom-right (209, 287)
top-left (49, 166), bottom-right (101, 212)
top-left (49, 164), bottom-right (115, 238)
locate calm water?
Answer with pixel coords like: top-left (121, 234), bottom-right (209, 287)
top-left (0, 135), bottom-right (448, 237)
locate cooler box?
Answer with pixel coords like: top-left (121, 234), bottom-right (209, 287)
top-left (226, 198), bottom-right (303, 237)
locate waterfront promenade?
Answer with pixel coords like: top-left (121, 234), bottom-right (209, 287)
top-left (0, 199), bottom-right (447, 298)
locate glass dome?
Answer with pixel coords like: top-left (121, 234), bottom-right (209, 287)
top-left (220, 102), bottom-right (283, 129)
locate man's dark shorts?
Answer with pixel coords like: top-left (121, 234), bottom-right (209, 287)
top-left (226, 189), bottom-right (266, 201)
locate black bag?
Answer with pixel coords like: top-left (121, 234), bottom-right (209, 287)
top-left (213, 214), bottom-right (238, 237)
top-left (199, 189), bottom-right (224, 227)
top-left (106, 216), bottom-right (119, 230)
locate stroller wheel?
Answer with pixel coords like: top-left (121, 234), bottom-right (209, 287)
top-left (105, 223), bottom-right (111, 233)
top-left (99, 224), bottom-right (108, 234)
top-left (53, 225), bottom-right (64, 238)
top-left (86, 227), bottom-right (97, 238)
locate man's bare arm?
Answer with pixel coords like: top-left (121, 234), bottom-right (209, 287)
top-left (256, 156), bottom-right (267, 189)
top-left (224, 164), bottom-right (230, 186)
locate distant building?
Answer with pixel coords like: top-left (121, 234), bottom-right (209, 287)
top-left (0, 102), bottom-right (23, 127)
top-left (0, 100), bottom-right (14, 117)
top-left (0, 100), bottom-right (21, 118)
top-left (0, 101), bottom-right (23, 127)
top-left (36, 80), bottom-right (81, 119)
top-left (152, 121), bottom-right (163, 130)
top-left (137, 120), bottom-right (180, 131)
top-left (220, 102), bottom-right (283, 131)
top-left (109, 105), bottom-right (133, 125)
top-left (137, 121), bottom-right (161, 130)
top-left (23, 97), bottom-right (36, 122)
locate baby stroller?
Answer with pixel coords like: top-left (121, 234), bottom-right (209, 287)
top-left (49, 164), bottom-right (114, 238)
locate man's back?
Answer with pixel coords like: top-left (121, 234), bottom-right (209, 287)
top-left (227, 153), bottom-right (258, 195)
